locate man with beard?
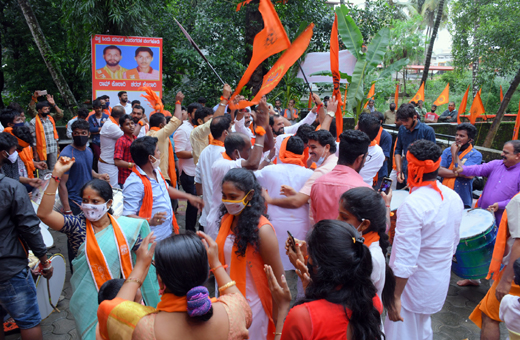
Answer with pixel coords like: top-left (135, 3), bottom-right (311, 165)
top-left (96, 45), bottom-right (128, 79)
top-left (124, 47), bottom-right (160, 80)
top-left (130, 105), bottom-right (149, 138)
top-left (115, 91), bottom-right (132, 114)
top-left (274, 99), bottom-right (283, 115)
top-left (28, 101), bottom-right (59, 172)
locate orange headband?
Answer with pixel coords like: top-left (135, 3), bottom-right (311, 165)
top-left (3, 127), bottom-right (30, 148)
top-left (279, 137), bottom-right (305, 167)
top-left (406, 151), bottom-right (443, 200)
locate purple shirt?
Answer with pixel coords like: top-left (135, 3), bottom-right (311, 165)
top-left (461, 160), bottom-right (520, 224)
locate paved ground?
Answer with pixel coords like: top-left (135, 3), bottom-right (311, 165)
top-left (5, 201), bottom-right (510, 339)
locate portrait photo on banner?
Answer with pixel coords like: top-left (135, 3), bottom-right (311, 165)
top-left (94, 44), bottom-right (161, 81)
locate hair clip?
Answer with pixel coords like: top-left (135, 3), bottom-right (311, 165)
top-left (352, 237), bottom-right (356, 244)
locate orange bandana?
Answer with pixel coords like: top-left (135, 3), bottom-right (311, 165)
top-left (443, 145), bottom-right (473, 190)
top-left (279, 137), bottom-right (305, 167)
top-left (149, 127), bottom-right (177, 188)
top-left (210, 139), bottom-right (225, 147)
top-left (35, 115), bottom-right (58, 161)
top-left (362, 231), bottom-right (380, 248)
top-left (85, 214), bottom-right (133, 291)
top-left (131, 166), bottom-right (179, 234)
top-left (216, 214), bottom-right (276, 340)
top-left (406, 151), bottom-right (443, 200)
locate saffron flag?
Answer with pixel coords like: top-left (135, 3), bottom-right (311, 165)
top-left (364, 83), bottom-right (376, 108)
top-left (394, 84), bottom-right (399, 107)
top-left (457, 86), bottom-right (470, 124)
top-left (434, 83), bottom-right (450, 106)
top-left (500, 85), bottom-right (504, 102)
top-left (513, 100), bottom-right (520, 140)
top-left (230, 0), bottom-right (290, 106)
top-left (469, 89), bottom-right (485, 124)
top-left (235, 24), bottom-right (314, 109)
top-left (307, 93), bottom-right (312, 109)
top-left (330, 13), bottom-right (343, 139)
top-left (409, 82), bottom-right (425, 103)
top-left (236, 0), bottom-right (253, 12)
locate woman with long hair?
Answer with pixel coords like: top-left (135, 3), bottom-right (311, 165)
top-left (97, 232), bottom-right (253, 340)
top-left (215, 168), bottom-right (285, 340)
top-left (267, 220), bottom-right (386, 340)
top-left (37, 157), bottom-right (159, 340)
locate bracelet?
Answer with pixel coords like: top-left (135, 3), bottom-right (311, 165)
top-left (210, 264), bottom-right (228, 273)
top-left (138, 121), bottom-right (144, 126)
top-left (274, 332), bottom-right (282, 336)
top-left (254, 143), bottom-right (264, 148)
top-left (125, 277), bottom-right (143, 287)
top-left (128, 162), bottom-right (133, 169)
top-left (265, 156), bottom-right (272, 163)
top-left (51, 176), bottom-right (61, 183)
top-left (176, 100), bottom-right (181, 105)
top-left (218, 280), bottom-right (236, 294)
top-left (220, 96), bottom-right (230, 102)
top-left (386, 205), bottom-right (390, 207)
top-left (44, 192), bottom-right (56, 196)
top-left (219, 103), bottom-right (226, 107)
top-left (255, 126), bottom-right (266, 136)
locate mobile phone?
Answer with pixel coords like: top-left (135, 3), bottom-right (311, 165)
top-left (379, 177), bottom-right (393, 195)
top-left (287, 230), bottom-right (296, 251)
top-left (36, 90), bottom-right (47, 96)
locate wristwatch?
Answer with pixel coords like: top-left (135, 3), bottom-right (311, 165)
top-left (327, 111), bottom-right (335, 118)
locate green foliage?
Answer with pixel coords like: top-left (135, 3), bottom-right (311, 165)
top-left (344, 0), bottom-right (399, 44)
top-left (385, 16), bottom-right (427, 65)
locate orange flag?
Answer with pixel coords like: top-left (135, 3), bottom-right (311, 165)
top-left (434, 83), bottom-right (450, 106)
top-left (457, 85), bottom-right (470, 124)
top-left (236, 0), bottom-right (253, 11)
top-left (330, 13), bottom-right (343, 139)
top-left (230, 0), bottom-right (290, 105)
top-left (307, 93), bottom-right (312, 109)
top-left (234, 24), bottom-right (314, 109)
top-left (394, 84), bottom-right (399, 107)
top-left (364, 83), bottom-right (375, 108)
top-left (469, 88), bottom-right (485, 124)
top-left (409, 82), bottom-right (425, 103)
top-left (500, 85), bottom-right (504, 102)
top-left (513, 100), bottom-right (520, 140)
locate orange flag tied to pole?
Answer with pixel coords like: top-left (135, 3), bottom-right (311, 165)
top-left (364, 83), bottom-right (376, 108)
top-left (394, 84), bottom-right (399, 106)
top-left (500, 85), bottom-right (504, 102)
top-left (469, 89), bottom-right (485, 124)
top-left (513, 100), bottom-right (520, 140)
top-left (330, 13), bottom-right (344, 139)
top-left (307, 93), bottom-right (313, 109)
top-left (457, 85), bottom-right (470, 124)
top-left (434, 83), bottom-right (450, 106)
top-left (409, 82), bottom-right (425, 103)
top-left (235, 24), bottom-right (314, 109)
top-left (230, 0), bottom-right (290, 107)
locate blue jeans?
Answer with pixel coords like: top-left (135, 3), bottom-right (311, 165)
top-left (0, 268), bottom-right (41, 329)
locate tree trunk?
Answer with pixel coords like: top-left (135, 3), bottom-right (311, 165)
top-left (17, 0), bottom-right (77, 114)
top-left (244, 0), bottom-right (265, 96)
top-left (483, 66), bottom-right (520, 148)
top-left (420, 0), bottom-right (444, 86)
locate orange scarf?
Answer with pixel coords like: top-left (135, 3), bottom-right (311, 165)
top-left (85, 214), bottom-right (133, 291)
top-left (392, 137), bottom-right (398, 171)
top-left (216, 214), bottom-right (276, 340)
top-left (369, 126), bottom-right (383, 147)
top-left (222, 152), bottom-right (233, 161)
top-left (109, 116), bottom-right (118, 125)
top-left (131, 166), bottom-right (179, 234)
top-left (406, 152), bottom-right (443, 200)
top-left (279, 137), bottom-right (305, 167)
top-left (443, 145), bottom-right (473, 190)
top-left (4, 127), bottom-right (35, 178)
top-left (35, 115), bottom-right (58, 161)
top-left (210, 139), bottom-right (225, 147)
top-left (363, 231), bottom-right (380, 248)
top-left (156, 293), bottom-right (218, 313)
top-left (149, 127), bottom-right (177, 188)
top-left (487, 192), bottom-right (520, 280)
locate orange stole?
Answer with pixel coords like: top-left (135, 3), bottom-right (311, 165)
top-left (109, 116), bottom-right (118, 125)
top-left (125, 68), bottom-right (140, 80)
top-left (442, 145), bottom-right (473, 190)
top-left (363, 231), bottom-right (380, 248)
top-left (216, 214), bottom-right (276, 340)
top-left (149, 127), bottom-right (177, 188)
top-left (279, 137), bottom-right (305, 167)
top-left (35, 115), bottom-right (58, 161)
top-left (406, 151), bottom-right (443, 199)
top-left (4, 127), bottom-right (35, 178)
top-left (95, 68), bottom-right (111, 79)
top-left (131, 166), bottom-right (179, 234)
top-left (392, 137), bottom-right (398, 171)
top-left (210, 139), bottom-right (224, 147)
top-left (85, 215), bottom-right (133, 291)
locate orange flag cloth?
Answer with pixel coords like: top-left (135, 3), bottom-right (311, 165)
top-left (513, 100), bottom-right (520, 140)
top-left (364, 83), bottom-right (375, 108)
top-left (442, 144), bottom-right (473, 190)
top-left (35, 115), bottom-right (58, 161)
top-left (140, 86), bottom-right (164, 114)
top-left (500, 85), bottom-right (504, 102)
top-left (406, 151), bottom-right (443, 200)
top-left (330, 13), bottom-right (344, 139)
top-left (394, 84), bottom-right (399, 107)
top-left (409, 82), bottom-right (425, 103)
top-left (434, 83), bottom-right (450, 106)
top-left (230, 0), bottom-right (290, 107)
top-left (234, 24), bottom-right (314, 109)
top-left (216, 214), bottom-right (276, 340)
top-left (279, 137), bottom-right (305, 167)
top-left (457, 85), bottom-right (470, 124)
top-left (131, 166), bottom-right (179, 234)
top-left (469, 89), bottom-right (485, 124)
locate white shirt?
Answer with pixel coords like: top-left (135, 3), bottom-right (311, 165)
top-left (234, 116), bottom-right (254, 139)
top-left (66, 117), bottom-right (77, 139)
top-left (205, 157), bottom-right (243, 239)
top-left (369, 241), bottom-right (386, 299)
top-left (255, 163), bottom-right (313, 270)
top-left (137, 123), bottom-right (149, 138)
top-left (390, 182), bottom-right (463, 314)
top-left (99, 119), bottom-right (124, 164)
top-left (359, 144), bottom-right (385, 185)
top-left (174, 120), bottom-right (196, 176)
top-left (115, 102), bottom-right (132, 114)
top-left (500, 294), bottom-right (520, 333)
top-left (195, 144), bottom-right (226, 227)
top-left (283, 111), bottom-right (317, 135)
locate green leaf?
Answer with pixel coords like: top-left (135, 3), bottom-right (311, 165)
top-left (378, 58), bottom-right (410, 80)
top-left (336, 5), bottom-right (364, 61)
top-left (309, 70), bottom-right (352, 83)
top-left (346, 59), bottom-right (368, 113)
top-left (365, 27), bottom-right (390, 71)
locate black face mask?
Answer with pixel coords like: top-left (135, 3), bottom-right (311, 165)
top-left (40, 111), bottom-right (49, 117)
top-left (73, 135), bottom-right (89, 147)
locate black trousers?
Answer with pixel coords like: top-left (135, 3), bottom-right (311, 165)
top-left (180, 172), bottom-right (198, 232)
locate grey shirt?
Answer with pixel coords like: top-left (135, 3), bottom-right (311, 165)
top-left (439, 109), bottom-right (458, 122)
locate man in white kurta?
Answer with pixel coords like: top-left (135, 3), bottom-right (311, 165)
top-left (98, 106), bottom-right (124, 187)
top-left (359, 144), bottom-right (384, 185)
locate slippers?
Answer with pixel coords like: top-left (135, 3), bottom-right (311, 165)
top-left (456, 279), bottom-right (481, 287)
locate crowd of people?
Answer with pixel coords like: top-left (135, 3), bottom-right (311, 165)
top-left (0, 85), bottom-right (520, 340)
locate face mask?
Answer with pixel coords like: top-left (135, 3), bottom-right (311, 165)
top-left (105, 101), bottom-right (110, 108)
top-left (315, 149), bottom-right (327, 167)
top-left (81, 200), bottom-right (111, 222)
top-left (151, 156), bottom-right (160, 169)
top-left (222, 190), bottom-right (252, 216)
top-left (40, 111), bottom-right (49, 117)
top-left (236, 150), bottom-right (242, 160)
top-left (14, 122), bottom-right (24, 128)
top-left (4, 150), bottom-right (18, 164)
top-left (73, 135), bottom-right (89, 147)
top-left (102, 104), bottom-right (108, 110)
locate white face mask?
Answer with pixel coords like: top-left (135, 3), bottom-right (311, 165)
top-left (151, 156), bottom-right (160, 170)
top-left (315, 149), bottom-right (326, 167)
top-left (81, 200), bottom-right (111, 222)
top-left (222, 190), bottom-right (252, 216)
top-left (5, 150), bottom-right (18, 164)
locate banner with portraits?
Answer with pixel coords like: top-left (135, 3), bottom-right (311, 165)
top-left (91, 34), bottom-right (163, 115)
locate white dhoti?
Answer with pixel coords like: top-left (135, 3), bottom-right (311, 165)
top-left (98, 162), bottom-right (119, 188)
top-left (384, 306), bottom-right (432, 340)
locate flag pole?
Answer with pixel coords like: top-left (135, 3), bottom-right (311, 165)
top-left (297, 60), bottom-right (318, 105)
top-left (174, 18), bottom-right (226, 86)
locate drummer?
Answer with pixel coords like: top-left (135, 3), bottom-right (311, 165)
top-left (0, 132), bottom-right (53, 340)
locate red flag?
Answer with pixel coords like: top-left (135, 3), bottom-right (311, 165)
top-left (469, 88), bottom-right (485, 124)
top-left (230, 0), bottom-right (290, 105)
top-left (457, 86), bottom-right (470, 124)
top-left (394, 84), bottom-right (399, 107)
top-left (234, 24), bottom-right (314, 109)
top-left (364, 83), bottom-right (375, 108)
top-left (513, 100), bottom-right (520, 140)
top-left (434, 83), bottom-right (450, 106)
top-left (330, 13), bottom-right (343, 139)
top-left (409, 82), bottom-right (425, 103)
top-left (500, 85), bottom-right (504, 102)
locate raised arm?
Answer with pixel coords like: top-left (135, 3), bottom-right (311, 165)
top-left (214, 84), bottom-right (232, 118)
top-left (173, 91), bottom-right (184, 122)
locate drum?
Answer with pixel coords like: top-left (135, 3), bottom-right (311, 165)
top-left (452, 208), bottom-right (497, 280)
top-left (31, 202), bottom-right (54, 248)
top-left (388, 190), bottom-right (409, 245)
top-left (34, 254), bottom-right (67, 320)
top-left (54, 187), bottom-right (124, 217)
